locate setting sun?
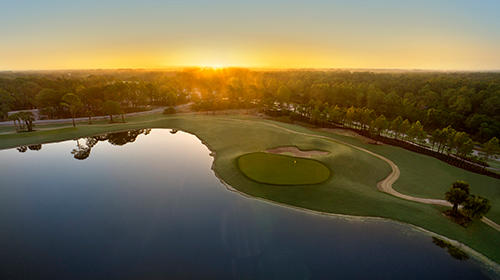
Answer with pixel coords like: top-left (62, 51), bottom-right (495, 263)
top-left (199, 64), bottom-right (226, 69)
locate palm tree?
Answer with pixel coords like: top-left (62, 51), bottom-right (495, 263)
top-left (19, 111), bottom-right (35, 132)
top-left (445, 188), bottom-right (468, 215)
top-left (445, 181), bottom-right (470, 215)
top-left (61, 93), bottom-right (83, 127)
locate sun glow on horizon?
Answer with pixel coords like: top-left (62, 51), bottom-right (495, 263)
top-left (198, 64), bottom-right (226, 70)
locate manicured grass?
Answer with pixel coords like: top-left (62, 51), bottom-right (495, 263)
top-left (238, 152), bottom-right (331, 185)
top-left (306, 127), bottom-right (500, 225)
top-left (0, 113), bottom-right (499, 265)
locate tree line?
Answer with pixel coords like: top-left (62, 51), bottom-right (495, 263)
top-left (1, 68), bottom-right (499, 159)
top-left (0, 71), bottom-right (189, 125)
top-left (281, 103), bottom-right (499, 163)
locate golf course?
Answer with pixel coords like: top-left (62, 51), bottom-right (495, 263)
top-left (0, 112), bottom-right (499, 267)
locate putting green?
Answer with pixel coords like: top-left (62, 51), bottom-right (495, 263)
top-left (237, 152), bottom-right (331, 185)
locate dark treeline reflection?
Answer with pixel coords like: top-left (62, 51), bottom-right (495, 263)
top-left (16, 144), bottom-right (42, 153)
top-left (14, 129), bottom-right (151, 158)
top-left (72, 129), bottom-right (151, 160)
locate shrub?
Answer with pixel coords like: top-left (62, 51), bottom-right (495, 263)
top-left (462, 195), bottom-right (491, 219)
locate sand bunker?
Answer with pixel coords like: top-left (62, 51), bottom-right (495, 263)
top-left (266, 146), bottom-right (329, 158)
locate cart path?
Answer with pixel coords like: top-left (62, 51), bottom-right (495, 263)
top-left (243, 119), bottom-right (500, 232)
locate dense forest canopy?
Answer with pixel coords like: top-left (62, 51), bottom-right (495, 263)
top-left (1, 69), bottom-right (499, 143)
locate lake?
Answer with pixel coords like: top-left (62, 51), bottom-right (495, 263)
top-left (0, 129), bottom-right (495, 279)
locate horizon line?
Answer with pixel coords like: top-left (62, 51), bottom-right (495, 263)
top-left (2, 66), bottom-right (500, 73)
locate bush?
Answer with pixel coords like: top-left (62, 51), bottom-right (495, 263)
top-left (163, 107), bottom-right (176, 115)
top-left (462, 195), bottom-right (491, 219)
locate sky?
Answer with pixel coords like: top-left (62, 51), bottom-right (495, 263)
top-left (1, 0), bottom-right (499, 71)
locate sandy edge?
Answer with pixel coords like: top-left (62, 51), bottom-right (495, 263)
top-left (266, 146), bottom-right (329, 158)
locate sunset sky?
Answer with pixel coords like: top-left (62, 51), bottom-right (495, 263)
top-left (1, 0), bottom-right (499, 71)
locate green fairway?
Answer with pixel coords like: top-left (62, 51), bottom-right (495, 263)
top-left (238, 152), bottom-right (331, 185)
top-left (0, 113), bottom-right (499, 265)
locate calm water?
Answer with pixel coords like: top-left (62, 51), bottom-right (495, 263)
top-left (0, 129), bottom-right (495, 279)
